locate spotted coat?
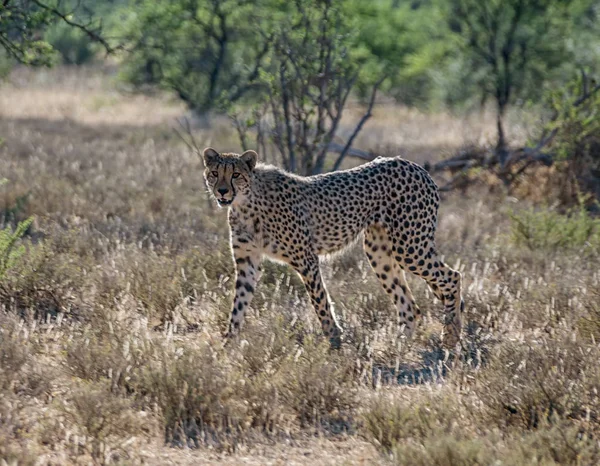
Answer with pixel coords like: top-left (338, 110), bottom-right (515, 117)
top-left (202, 148), bottom-right (464, 348)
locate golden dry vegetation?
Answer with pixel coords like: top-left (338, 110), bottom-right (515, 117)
top-left (1, 66), bottom-right (600, 465)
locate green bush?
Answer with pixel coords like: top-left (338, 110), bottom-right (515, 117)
top-left (0, 217), bottom-right (33, 280)
top-left (510, 199), bottom-right (600, 252)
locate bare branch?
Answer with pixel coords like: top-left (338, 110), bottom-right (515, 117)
top-left (574, 83), bottom-right (600, 107)
top-left (31, 0), bottom-right (120, 55)
top-left (173, 117), bottom-right (203, 158)
top-left (331, 76), bottom-right (385, 172)
top-left (321, 142), bottom-right (374, 162)
top-left (230, 114), bottom-right (249, 152)
top-left (279, 63), bottom-right (296, 173)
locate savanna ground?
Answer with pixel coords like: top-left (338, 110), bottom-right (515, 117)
top-left (1, 66), bottom-right (600, 465)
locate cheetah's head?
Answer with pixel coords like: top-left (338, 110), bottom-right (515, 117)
top-left (202, 147), bottom-right (257, 207)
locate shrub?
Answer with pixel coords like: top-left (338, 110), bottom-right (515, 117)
top-left (391, 434), bottom-right (494, 466)
top-left (540, 72), bottom-right (600, 205)
top-left (0, 217), bottom-right (33, 280)
top-left (473, 334), bottom-right (600, 432)
top-left (0, 315), bottom-right (51, 396)
top-left (0, 231), bottom-right (90, 319)
top-left (61, 382), bottom-right (152, 464)
top-left (278, 335), bottom-right (358, 431)
top-left (502, 424), bottom-right (600, 466)
top-left (0, 397), bottom-right (38, 466)
top-left (66, 313), bottom-right (151, 393)
top-left (133, 340), bottom-right (249, 450)
top-left (510, 198), bottom-right (600, 252)
top-left (0, 318), bottom-right (31, 393)
top-left (45, 22), bottom-right (96, 65)
top-left (361, 390), bottom-right (464, 453)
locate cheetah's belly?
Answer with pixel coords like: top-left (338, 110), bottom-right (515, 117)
top-left (310, 200), bottom-right (376, 255)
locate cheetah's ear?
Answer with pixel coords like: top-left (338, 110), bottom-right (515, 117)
top-left (202, 147), bottom-right (219, 166)
top-left (240, 150), bottom-right (258, 171)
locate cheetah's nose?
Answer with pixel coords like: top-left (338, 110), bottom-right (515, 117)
top-left (218, 188), bottom-right (229, 196)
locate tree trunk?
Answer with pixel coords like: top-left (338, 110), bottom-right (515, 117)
top-left (495, 103), bottom-right (509, 167)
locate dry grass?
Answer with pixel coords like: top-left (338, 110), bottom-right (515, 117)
top-left (1, 65), bottom-right (599, 464)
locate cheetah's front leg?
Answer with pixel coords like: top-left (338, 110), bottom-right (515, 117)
top-left (227, 238), bottom-right (262, 338)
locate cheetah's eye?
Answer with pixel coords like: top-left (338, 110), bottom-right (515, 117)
top-left (232, 173), bottom-right (241, 179)
top-left (211, 171), bottom-right (218, 177)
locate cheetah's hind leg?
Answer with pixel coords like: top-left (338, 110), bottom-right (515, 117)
top-left (364, 226), bottom-right (421, 337)
top-left (413, 254), bottom-right (463, 348)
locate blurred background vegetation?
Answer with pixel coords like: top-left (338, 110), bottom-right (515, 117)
top-left (2, 0), bottom-right (600, 172)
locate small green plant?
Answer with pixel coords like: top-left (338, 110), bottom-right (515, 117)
top-left (0, 217), bottom-right (33, 280)
top-left (510, 197), bottom-right (600, 252)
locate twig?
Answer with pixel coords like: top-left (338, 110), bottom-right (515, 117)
top-left (321, 142), bottom-right (374, 161)
top-left (332, 76), bottom-right (385, 172)
top-left (31, 0), bottom-right (120, 55)
top-left (173, 117), bottom-right (202, 157)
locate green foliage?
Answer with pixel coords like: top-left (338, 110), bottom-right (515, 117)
top-left (447, 0), bottom-right (574, 102)
top-left (118, 0), bottom-right (271, 112)
top-left (346, 0), bottom-right (450, 106)
top-left (0, 217), bottom-right (33, 280)
top-left (45, 21), bottom-right (96, 65)
top-left (510, 198), bottom-right (600, 252)
top-left (543, 72), bottom-right (600, 162)
top-left (0, 0), bottom-right (115, 68)
top-left (0, 50), bottom-right (12, 79)
top-left (119, 0), bottom-right (411, 113)
top-left (1, 1), bottom-right (68, 66)
top-left (242, 0), bottom-right (385, 174)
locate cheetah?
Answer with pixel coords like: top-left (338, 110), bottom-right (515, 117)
top-left (202, 147), bottom-right (464, 348)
